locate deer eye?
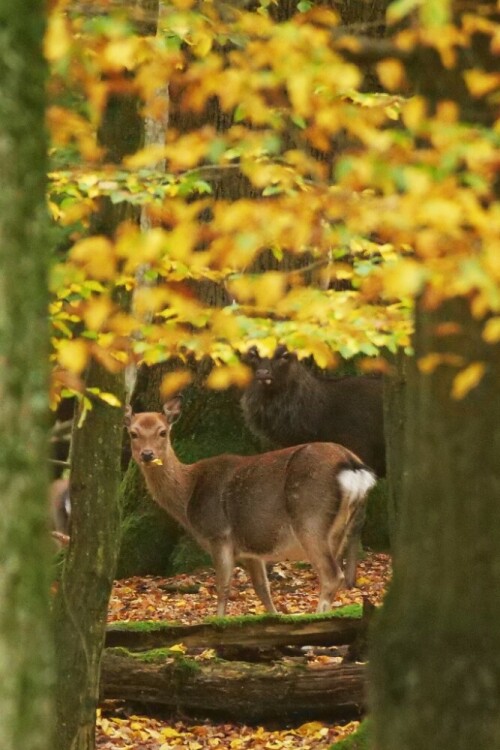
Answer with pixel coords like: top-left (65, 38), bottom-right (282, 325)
top-left (159, 429), bottom-right (167, 438)
top-left (130, 431), bottom-right (138, 440)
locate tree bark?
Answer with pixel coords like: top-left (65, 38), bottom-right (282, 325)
top-left (52, 4), bottom-right (159, 750)
top-left (106, 612), bottom-right (366, 652)
top-left (383, 351), bottom-right (409, 556)
top-left (101, 649), bottom-right (366, 723)
top-left (370, 298), bottom-right (500, 749)
top-left (0, 2), bottom-right (52, 749)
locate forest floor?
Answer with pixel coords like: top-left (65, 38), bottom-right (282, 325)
top-left (98, 551), bottom-right (391, 750)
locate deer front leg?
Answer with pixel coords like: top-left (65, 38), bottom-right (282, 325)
top-left (245, 557), bottom-right (278, 614)
top-left (211, 539), bottom-right (235, 617)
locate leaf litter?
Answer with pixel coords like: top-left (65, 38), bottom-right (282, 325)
top-left (99, 551), bottom-right (391, 749)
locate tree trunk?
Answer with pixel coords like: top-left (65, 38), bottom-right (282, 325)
top-left (101, 649), bottom-right (366, 723)
top-left (370, 297), bottom-right (500, 749)
top-left (105, 611), bottom-right (367, 651)
top-left (383, 351), bottom-right (409, 556)
top-left (53, 361), bottom-right (126, 750)
top-left (0, 2), bottom-right (52, 749)
top-left (52, 4), bottom-right (159, 749)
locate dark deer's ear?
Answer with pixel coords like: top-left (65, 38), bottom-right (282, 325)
top-left (163, 397), bottom-right (182, 425)
top-left (240, 345), bottom-right (261, 367)
top-left (274, 345), bottom-right (289, 360)
top-left (124, 405), bottom-right (133, 427)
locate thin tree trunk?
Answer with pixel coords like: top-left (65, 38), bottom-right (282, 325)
top-left (0, 2), bottom-right (52, 749)
top-left (52, 4), bottom-right (159, 749)
top-left (53, 362), bottom-right (125, 750)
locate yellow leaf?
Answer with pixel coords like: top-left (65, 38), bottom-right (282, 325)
top-left (206, 364), bottom-right (252, 390)
top-left (296, 721), bottom-right (326, 736)
top-left (376, 59), bottom-right (406, 91)
top-left (44, 12), bottom-right (71, 62)
top-left (464, 70), bottom-right (500, 98)
top-left (402, 96), bottom-right (427, 131)
top-left (96, 392), bottom-right (122, 407)
top-left (418, 353), bottom-right (463, 373)
top-left (383, 259), bottom-right (425, 299)
top-left (192, 30), bottom-right (213, 57)
top-left (169, 643), bottom-right (187, 653)
top-left (483, 317), bottom-right (500, 344)
top-left (254, 273), bottom-right (287, 308)
top-left (452, 362), bottom-right (485, 400)
top-left (161, 728), bottom-right (181, 739)
top-left (160, 371), bottom-right (193, 398)
top-left (83, 297), bottom-right (113, 332)
top-left (103, 38), bottom-right (139, 72)
top-left (124, 144), bottom-right (169, 169)
top-left (57, 339), bottom-right (89, 374)
top-left (70, 237), bottom-right (116, 280)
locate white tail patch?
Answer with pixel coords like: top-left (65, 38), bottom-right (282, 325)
top-left (64, 495), bottom-right (71, 516)
top-left (338, 467), bottom-right (376, 505)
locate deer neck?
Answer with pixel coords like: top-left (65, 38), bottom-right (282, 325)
top-left (141, 444), bottom-right (194, 529)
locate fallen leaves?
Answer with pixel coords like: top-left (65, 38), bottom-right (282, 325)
top-left (108, 552), bottom-right (391, 625)
top-left (98, 553), bottom-right (391, 749)
top-left (97, 711), bottom-right (361, 750)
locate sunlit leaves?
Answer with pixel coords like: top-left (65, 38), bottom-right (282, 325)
top-left (43, 0), bottom-right (500, 400)
top-left (452, 362), bottom-right (485, 400)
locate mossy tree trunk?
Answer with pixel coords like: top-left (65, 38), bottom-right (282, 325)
top-left (370, 298), bottom-right (500, 748)
top-left (370, 7), bottom-right (500, 747)
top-left (52, 4), bottom-right (159, 749)
top-left (52, 362), bottom-right (125, 750)
top-left (0, 2), bottom-right (52, 749)
top-left (383, 351), bottom-right (408, 556)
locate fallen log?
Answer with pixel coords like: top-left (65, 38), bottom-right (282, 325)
top-left (105, 608), bottom-right (367, 653)
top-left (101, 648), bottom-right (366, 723)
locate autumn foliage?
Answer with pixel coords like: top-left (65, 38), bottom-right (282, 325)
top-left (46, 0), bottom-right (499, 414)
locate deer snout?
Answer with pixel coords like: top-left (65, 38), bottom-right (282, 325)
top-left (256, 368), bottom-right (272, 385)
top-left (140, 449), bottom-right (156, 463)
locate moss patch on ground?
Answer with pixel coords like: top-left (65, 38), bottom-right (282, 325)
top-left (333, 720), bottom-right (371, 750)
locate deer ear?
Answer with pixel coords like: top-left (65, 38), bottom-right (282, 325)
top-left (163, 397), bottom-right (182, 425)
top-left (124, 404), bottom-right (133, 427)
top-left (274, 345), bottom-right (289, 360)
top-left (240, 345), bottom-right (260, 366)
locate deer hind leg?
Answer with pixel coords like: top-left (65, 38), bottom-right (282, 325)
top-left (298, 529), bottom-right (345, 613)
top-left (342, 501), bottom-right (368, 587)
top-left (210, 539), bottom-right (235, 617)
top-left (245, 557), bottom-right (278, 614)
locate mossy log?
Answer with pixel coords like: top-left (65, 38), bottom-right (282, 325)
top-left (101, 649), bottom-right (366, 723)
top-left (105, 611), bottom-right (366, 653)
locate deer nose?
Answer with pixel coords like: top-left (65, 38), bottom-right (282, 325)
top-left (141, 449), bottom-right (155, 463)
top-left (256, 368), bottom-right (272, 382)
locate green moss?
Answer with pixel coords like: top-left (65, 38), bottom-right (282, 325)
top-left (116, 461), bottom-right (181, 578)
top-left (169, 535), bottom-right (211, 574)
top-left (332, 720), bottom-right (371, 750)
top-left (107, 620), bottom-right (182, 633)
top-left (205, 604), bottom-right (362, 628)
top-left (107, 646), bottom-right (202, 672)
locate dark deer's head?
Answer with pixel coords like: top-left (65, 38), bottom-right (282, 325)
top-left (242, 345), bottom-right (296, 391)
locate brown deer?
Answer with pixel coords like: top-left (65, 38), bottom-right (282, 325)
top-left (125, 397), bottom-right (376, 616)
top-left (50, 477), bottom-right (71, 547)
top-left (241, 345), bottom-right (385, 586)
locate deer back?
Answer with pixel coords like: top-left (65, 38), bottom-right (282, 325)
top-left (187, 442), bottom-right (357, 561)
top-left (242, 347), bottom-right (385, 476)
